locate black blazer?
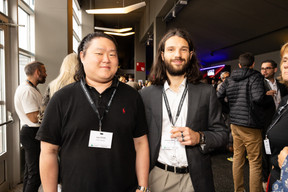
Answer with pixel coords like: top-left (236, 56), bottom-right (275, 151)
top-left (140, 83), bottom-right (228, 192)
top-left (263, 80), bottom-right (288, 129)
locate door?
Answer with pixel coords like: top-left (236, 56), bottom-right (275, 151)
top-left (0, 21), bottom-right (12, 192)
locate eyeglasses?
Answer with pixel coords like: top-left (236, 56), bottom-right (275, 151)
top-left (261, 67), bottom-right (273, 71)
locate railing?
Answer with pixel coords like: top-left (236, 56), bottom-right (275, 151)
top-left (0, 109), bottom-right (14, 127)
top-left (0, 119), bottom-right (13, 127)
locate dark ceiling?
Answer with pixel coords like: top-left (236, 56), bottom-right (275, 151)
top-left (78, 0), bottom-right (288, 67)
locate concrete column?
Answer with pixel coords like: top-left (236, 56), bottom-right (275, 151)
top-left (134, 25), bottom-right (146, 82)
top-left (153, 17), bottom-right (166, 59)
top-left (6, 0), bottom-right (21, 188)
top-left (35, 0), bottom-right (69, 93)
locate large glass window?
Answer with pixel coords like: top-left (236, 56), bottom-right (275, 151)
top-left (72, 0), bottom-right (82, 53)
top-left (18, 0), bottom-right (35, 82)
top-left (22, 0), bottom-right (34, 10)
top-left (0, 0), bottom-right (7, 15)
top-left (18, 7), bottom-right (29, 50)
top-left (0, 29), bottom-right (6, 155)
top-left (19, 54), bottom-right (32, 83)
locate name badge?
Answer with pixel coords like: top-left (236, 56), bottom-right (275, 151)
top-left (161, 133), bottom-right (176, 150)
top-left (264, 138), bottom-right (271, 155)
top-left (88, 130), bottom-right (113, 149)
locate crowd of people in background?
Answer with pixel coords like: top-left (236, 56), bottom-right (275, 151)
top-left (14, 29), bottom-right (288, 192)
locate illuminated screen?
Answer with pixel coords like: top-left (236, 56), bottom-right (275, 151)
top-left (207, 69), bottom-right (215, 76)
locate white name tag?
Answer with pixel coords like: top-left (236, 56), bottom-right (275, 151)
top-left (264, 138), bottom-right (271, 155)
top-left (88, 130), bottom-right (113, 149)
top-left (161, 133), bottom-right (176, 150)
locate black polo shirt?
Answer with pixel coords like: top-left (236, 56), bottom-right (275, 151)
top-left (36, 78), bottom-right (148, 192)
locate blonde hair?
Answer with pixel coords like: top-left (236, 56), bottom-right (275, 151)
top-left (49, 53), bottom-right (79, 97)
top-left (278, 42), bottom-right (288, 87)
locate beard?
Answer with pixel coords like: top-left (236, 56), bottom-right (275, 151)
top-left (164, 58), bottom-right (189, 76)
top-left (37, 75), bottom-right (46, 84)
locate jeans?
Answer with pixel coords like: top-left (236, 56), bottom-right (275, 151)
top-left (20, 125), bottom-right (41, 192)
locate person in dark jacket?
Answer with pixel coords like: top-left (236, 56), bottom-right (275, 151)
top-left (260, 59), bottom-right (288, 190)
top-left (217, 52), bottom-right (266, 192)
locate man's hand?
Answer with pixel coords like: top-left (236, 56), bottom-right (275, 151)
top-left (278, 146), bottom-right (288, 168)
top-left (170, 127), bottom-right (200, 146)
top-left (266, 90), bottom-right (276, 96)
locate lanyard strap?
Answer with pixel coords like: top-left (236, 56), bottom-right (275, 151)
top-left (80, 79), bottom-right (118, 131)
top-left (266, 101), bottom-right (288, 138)
top-left (163, 83), bottom-right (188, 126)
top-left (26, 80), bottom-right (40, 92)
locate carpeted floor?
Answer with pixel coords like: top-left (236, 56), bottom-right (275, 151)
top-left (212, 149), bottom-right (249, 192)
top-left (8, 150), bottom-right (250, 192)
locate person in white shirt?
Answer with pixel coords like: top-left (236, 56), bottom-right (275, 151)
top-left (14, 61), bottom-right (47, 192)
top-left (140, 28), bottom-right (228, 192)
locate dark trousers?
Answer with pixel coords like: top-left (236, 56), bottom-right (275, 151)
top-left (262, 128), bottom-right (272, 182)
top-left (20, 125), bottom-right (41, 192)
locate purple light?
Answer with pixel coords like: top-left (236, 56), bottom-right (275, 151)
top-left (200, 64), bottom-right (225, 71)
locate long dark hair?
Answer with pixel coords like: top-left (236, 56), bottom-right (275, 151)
top-left (74, 32), bottom-right (118, 81)
top-left (149, 28), bottom-right (202, 85)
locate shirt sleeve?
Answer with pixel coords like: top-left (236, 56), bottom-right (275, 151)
top-left (36, 95), bottom-right (62, 145)
top-left (22, 88), bottom-right (41, 114)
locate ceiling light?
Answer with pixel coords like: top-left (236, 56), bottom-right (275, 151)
top-left (94, 26), bottom-right (132, 33)
top-left (86, 2), bottom-right (146, 14)
top-left (104, 31), bottom-right (135, 36)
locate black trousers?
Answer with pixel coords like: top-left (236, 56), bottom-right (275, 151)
top-left (20, 125), bottom-right (41, 192)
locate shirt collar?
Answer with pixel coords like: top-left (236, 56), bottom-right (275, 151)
top-left (83, 77), bottom-right (118, 90)
top-left (164, 77), bottom-right (187, 91)
top-left (265, 78), bottom-right (277, 86)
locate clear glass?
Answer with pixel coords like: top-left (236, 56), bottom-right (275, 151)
top-left (0, 29), bottom-right (6, 155)
top-left (19, 54), bottom-right (31, 83)
top-left (73, 35), bottom-right (79, 53)
top-left (72, 0), bottom-right (82, 51)
top-left (0, 0), bottom-right (8, 15)
top-left (72, 16), bottom-right (81, 39)
top-left (18, 7), bottom-right (29, 50)
top-left (22, 0), bottom-right (34, 10)
top-left (73, 0), bottom-right (81, 22)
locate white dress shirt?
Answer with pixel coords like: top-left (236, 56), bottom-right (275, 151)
top-left (266, 78), bottom-right (281, 109)
top-left (158, 78), bottom-right (188, 167)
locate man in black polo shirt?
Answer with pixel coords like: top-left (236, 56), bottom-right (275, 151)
top-left (36, 32), bottom-right (150, 192)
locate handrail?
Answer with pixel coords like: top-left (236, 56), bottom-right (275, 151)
top-left (0, 120), bottom-right (13, 127)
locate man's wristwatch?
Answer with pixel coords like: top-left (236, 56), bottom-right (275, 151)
top-left (199, 131), bottom-right (206, 144)
top-left (137, 186), bottom-right (150, 192)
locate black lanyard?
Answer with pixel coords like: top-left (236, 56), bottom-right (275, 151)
top-left (266, 101), bottom-right (288, 138)
top-left (26, 80), bottom-right (40, 92)
top-left (80, 79), bottom-right (118, 131)
top-left (163, 83), bottom-right (188, 126)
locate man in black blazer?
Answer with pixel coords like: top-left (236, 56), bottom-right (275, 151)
top-left (140, 28), bottom-right (228, 192)
top-left (261, 59), bottom-right (288, 190)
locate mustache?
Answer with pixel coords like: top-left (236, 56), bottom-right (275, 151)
top-left (171, 58), bottom-right (185, 62)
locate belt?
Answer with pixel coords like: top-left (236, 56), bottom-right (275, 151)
top-left (155, 161), bottom-right (189, 174)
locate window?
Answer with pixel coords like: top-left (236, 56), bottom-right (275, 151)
top-left (22, 0), bottom-right (34, 10)
top-left (0, 0), bottom-right (7, 15)
top-left (19, 54), bottom-right (32, 83)
top-left (18, 0), bottom-right (35, 83)
top-left (0, 29), bottom-right (6, 154)
top-left (72, 0), bottom-right (82, 53)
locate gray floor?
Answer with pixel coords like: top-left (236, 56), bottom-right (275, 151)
top-left (8, 150), bottom-right (249, 192)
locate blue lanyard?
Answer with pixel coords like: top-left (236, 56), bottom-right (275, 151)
top-left (80, 79), bottom-right (118, 131)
